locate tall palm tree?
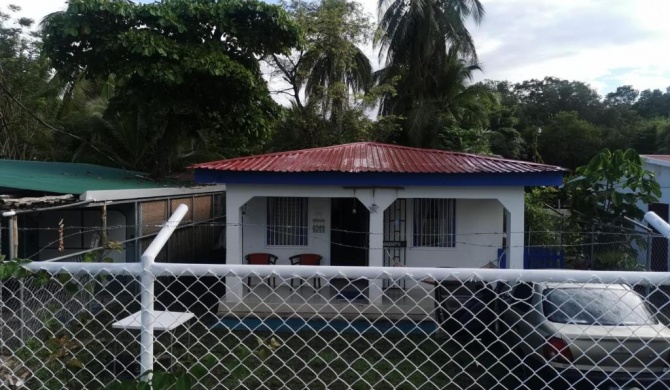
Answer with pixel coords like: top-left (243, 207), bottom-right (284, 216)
top-left (298, 0), bottom-right (373, 125)
top-left (374, 0), bottom-right (486, 147)
top-left (376, 0), bottom-right (484, 67)
top-left (403, 47), bottom-right (496, 147)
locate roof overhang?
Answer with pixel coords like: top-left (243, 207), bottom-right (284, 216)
top-left (642, 155), bottom-right (670, 169)
top-left (195, 170), bottom-right (563, 187)
top-left (80, 185), bottom-right (226, 202)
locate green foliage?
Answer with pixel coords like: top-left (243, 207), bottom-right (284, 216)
top-left (487, 128), bottom-right (525, 159)
top-left (524, 188), bottom-right (563, 247)
top-left (633, 88), bottom-right (670, 119)
top-left (268, 0), bottom-right (377, 151)
top-left (593, 250), bottom-right (642, 271)
top-left (103, 354), bottom-right (219, 390)
top-left (0, 5), bottom-right (60, 160)
top-left (438, 125), bottom-right (491, 154)
top-left (484, 82), bottom-right (526, 158)
top-left (536, 111), bottom-right (603, 169)
top-left (513, 77), bottom-right (604, 128)
top-left (0, 257), bottom-right (53, 286)
top-left (565, 148), bottom-right (661, 226)
top-left (42, 0), bottom-right (301, 177)
top-left (374, 0), bottom-right (489, 148)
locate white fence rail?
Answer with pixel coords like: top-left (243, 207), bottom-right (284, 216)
top-left (1, 206), bottom-right (670, 389)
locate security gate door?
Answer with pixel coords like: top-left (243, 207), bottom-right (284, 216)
top-left (383, 199), bottom-right (407, 289)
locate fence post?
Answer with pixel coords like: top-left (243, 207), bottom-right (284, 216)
top-left (590, 226), bottom-right (595, 268)
top-left (647, 233), bottom-right (652, 271)
top-left (139, 204), bottom-right (189, 381)
top-left (4, 212), bottom-right (26, 343)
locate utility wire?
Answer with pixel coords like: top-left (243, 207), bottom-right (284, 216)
top-left (0, 78), bottom-right (151, 181)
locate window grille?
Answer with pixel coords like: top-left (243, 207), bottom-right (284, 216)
top-left (267, 197), bottom-right (308, 246)
top-left (413, 199), bottom-right (456, 247)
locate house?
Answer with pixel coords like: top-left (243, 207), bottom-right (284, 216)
top-left (193, 142), bottom-right (566, 304)
top-left (0, 160), bottom-right (226, 264)
top-left (641, 155), bottom-right (670, 271)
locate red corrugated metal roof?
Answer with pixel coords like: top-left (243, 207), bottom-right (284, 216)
top-left (193, 142), bottom-right (566, 174)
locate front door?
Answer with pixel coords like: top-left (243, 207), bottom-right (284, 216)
top-left (330, 198), bottom-right (369, 267)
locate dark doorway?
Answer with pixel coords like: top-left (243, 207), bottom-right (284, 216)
top-left (649, 202), bottom-right (669, 272)
top-left (331, 198), bottom-right (369, 267)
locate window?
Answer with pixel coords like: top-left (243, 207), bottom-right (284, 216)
top-left (266, 197), bottom-right (308, 246)
top-left (413, 199), bottom-right (456, 247)
top-left (543, 288), bottom-right (655, 326)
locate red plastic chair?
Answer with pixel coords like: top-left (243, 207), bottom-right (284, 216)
top-left (289, 254), bottom-right (323, 289)
top-left (245, 253), bottom-right (278, 288)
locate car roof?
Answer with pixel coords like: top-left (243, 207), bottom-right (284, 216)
top-left (542, 282), bottom-right (630, 290)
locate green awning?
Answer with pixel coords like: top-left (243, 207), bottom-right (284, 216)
top-left (0, 160), bottom-right (169, 195)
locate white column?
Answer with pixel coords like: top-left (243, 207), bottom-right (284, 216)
top-left (368, 211), bottom-right (385, 304)
top-left (357, 189), bottom-right (397, 304)
top-left (225, 190), bottom-right (250, 302)
top-left (502, 195), bottom-right (525, 269)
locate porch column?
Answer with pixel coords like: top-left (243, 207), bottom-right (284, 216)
top-left (502, 194), bottom-right (525, 269)
top-left (225, 191), bottom-right (250, 302)
top-left (357, 189), bottom-right (397, 304)
top-left (368, 211), bottom-right (385, 304)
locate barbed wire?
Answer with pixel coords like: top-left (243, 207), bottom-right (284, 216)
top-left (39, 233), bottom-right (647, 256)
top-left (0, 222), bottom-right (659, 237)
top-left (25, 227), bottom-right (106, 260)
top-left (0, 217), bottom-right (656, 262)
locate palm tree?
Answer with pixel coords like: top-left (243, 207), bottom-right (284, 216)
top-left (267, 0), bottom-right (373, 147)
top-left (374, 0), bottom-right (487, 147)
top-left (376, 0), bottom-right (484, 67)
top-left (297, 0), bottom-right (373, 125)
top-left (403, 47), bottom-right (496, 147)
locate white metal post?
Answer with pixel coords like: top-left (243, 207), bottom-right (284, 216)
top-left (139, 204), bottom-right (188, 381)
top-left (3, 211), bottom-right (16, 260)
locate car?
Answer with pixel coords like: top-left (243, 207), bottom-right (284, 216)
top-left (500, 282), bottom-right (670, 390)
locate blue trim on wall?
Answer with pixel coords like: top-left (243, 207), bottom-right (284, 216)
top-left (195, 170), bottom-right (564, 187)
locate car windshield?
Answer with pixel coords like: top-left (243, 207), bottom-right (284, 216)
top-left (543, 287), bottom-right (656, 326)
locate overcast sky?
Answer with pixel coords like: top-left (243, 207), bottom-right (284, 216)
top-left (5, 0), bottom-right (670, 96)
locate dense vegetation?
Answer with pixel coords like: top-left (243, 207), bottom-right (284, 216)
top-left (2, 0), bottom-right (670, 177)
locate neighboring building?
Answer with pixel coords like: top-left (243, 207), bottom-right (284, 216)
top-left (0, 160), bottom-right (226, 264)
top-left (193, 142), bottom-right (566, 303)
top-left (641, 155), bottom-right (670, 271)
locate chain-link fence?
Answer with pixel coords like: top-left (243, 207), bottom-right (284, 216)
top-left (3, 263), bottom-right (670, 389)
top-left (3, 206), bottom-right (670, 389)
top-left (525, 212), bottom-right (661, 271)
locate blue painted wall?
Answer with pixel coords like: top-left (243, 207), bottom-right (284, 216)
top-left (195, 170), bottom-right (564, 187)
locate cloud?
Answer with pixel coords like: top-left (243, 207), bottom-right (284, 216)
top-left (6, 0), bottom-right (670, 98)
top-left (468, 0), bottom-right (670, 94)
top-left (0, 0), bottom-right (67, 26)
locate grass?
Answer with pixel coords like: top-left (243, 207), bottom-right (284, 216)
top-left (8, 298), bottom-right (523, 390)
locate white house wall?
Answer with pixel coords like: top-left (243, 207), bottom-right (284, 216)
top-left (225, 184), bottom-right (524, 302)
top-left (242, 196), bottom-right (331, 266)
top-left (641, 159), bottom-right (670, 270)
top-left (644, 160), bottom-right (670, 205)
top-left (405, 198), bottom-right (504, 268)
top-left (236, 187), bottom-right (512, 268)
top-left (238, 197), bottom-right (504, 268)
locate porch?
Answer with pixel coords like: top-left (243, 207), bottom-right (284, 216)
top-left (218, 279), bottom-right (436, 322)
top-left (193, 142), bottom-right (566, 305)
